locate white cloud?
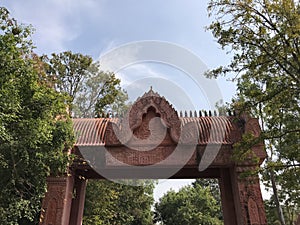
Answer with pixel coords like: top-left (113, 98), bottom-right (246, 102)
top-left (3, 0), bottom-right (106, 54)
top-left (111, 63), bottom-right (204, 111)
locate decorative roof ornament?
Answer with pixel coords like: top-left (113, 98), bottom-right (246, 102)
top-left (126, 87), bottom-right (180, 143)
top-left (137, 86), bottom-right (162, 100)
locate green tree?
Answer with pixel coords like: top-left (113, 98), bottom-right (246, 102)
top-left (192, 179), bottom-right (222, 221)
top-left (83, 180), bottom-right (155, 225)
top-left (265, 196), bottom-right (300, 225)
top-left (264, 198), bottom-right (282, 225)
top-left (0, 7), bottom-right (74, 224)
top-left (73, 62), bottom-right (128, 118)
top-left (44, 51), bottom-right (93, 103)
top-left (154, 182), bottom-right (222, 225)
top-left (44, 52), bottom-right (127, 117)
top-left (206, 0), bottom-right (300, 224)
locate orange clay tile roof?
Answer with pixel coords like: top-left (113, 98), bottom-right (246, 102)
top-left (73, 116), bottom-right (236, 146)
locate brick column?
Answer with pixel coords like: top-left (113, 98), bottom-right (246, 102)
top-left (232, 166), bottom-right (267, 225)
top-left (219, 168), bottom-right (238, 225)
top-left (39, 176), bottom-right (74, 225)
top-left (219, 167), bottom-right (267, 225)
top-left (69, 177), bottom-right (87, 225)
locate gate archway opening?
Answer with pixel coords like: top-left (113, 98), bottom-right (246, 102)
top-left (40, 89), bottom-right (267, 225)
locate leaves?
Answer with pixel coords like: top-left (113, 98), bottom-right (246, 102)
top-left (206, 0), bottom-right (300, 224)
top-left (83, 180), bottom-right (155, 225)
top-left (154, 181), bottom-right (222, 225)
top-left (0, 7), bottom-right (74, 224)
top-left (44, 52), bottom-right (128, 118)
top-left (45, 51), bottom-right (93, 102)
top-left (73, 62), bottom-right (128, 118)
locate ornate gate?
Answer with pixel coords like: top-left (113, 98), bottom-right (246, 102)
top-left (39, 89), bottom-right (267, 225)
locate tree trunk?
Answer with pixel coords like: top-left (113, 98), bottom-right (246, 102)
top-left (270, 170), bottom-right (286, 225)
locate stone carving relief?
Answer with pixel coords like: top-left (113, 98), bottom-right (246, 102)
top-left (105, 122), bottom-right (122, 146)
top-left (178, 121), bottom-right (199, 145)
top-left (39, 177), bottom-right (69, 225)
top-left (105, 146), bottom-right (176, 166)
top-left (105, 88), bottom-right (181, 146)
top-left (245, 118), bottom-right (261, 138)
top-left (236, 168), bottom-right (267, 225)
top-left (44, 198), bottom-right (58, 225)
top-left (248, 197), bottom-right (260, 225)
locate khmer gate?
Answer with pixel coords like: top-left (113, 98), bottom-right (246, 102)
top-left (40, 89), bottom-right (267, 225)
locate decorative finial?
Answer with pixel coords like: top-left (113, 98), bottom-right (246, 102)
top-left (141, 86), bottom-right (160, 98)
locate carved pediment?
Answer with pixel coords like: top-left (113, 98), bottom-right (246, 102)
top-left (105, 88), bottom-right (181, 146)
top-left (129, 88), bottom-right (181, 142)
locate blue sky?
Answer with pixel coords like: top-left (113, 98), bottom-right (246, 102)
top-left (2, 0), bottom-right (236, 109)
top-left (2, 0), bottom-right (237, 201)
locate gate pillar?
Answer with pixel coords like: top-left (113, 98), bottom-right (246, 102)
top-left (220, 167), bottom-right (267, 225)
top-left (219, 168), bottom-right (238, 225)
top-left (69, 177), bottom-right (87, 225)
top-left (234, 166), bottom-right (267, 225)
top-left (39, 176), bottom-right (74, 225)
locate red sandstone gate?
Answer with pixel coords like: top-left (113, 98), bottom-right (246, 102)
top-left (39, 89), bottom-right (267, 225)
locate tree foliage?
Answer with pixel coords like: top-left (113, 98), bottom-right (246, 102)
top-left (73, 63), bottom-right (128, 118)
top-left (154, 182), bottom-right (222, 225)
top-left (83, 180), bottom-right (155, 225)
top-left (44, 51), bottom-right (93, 103)
top-left (265, 196), bottom-right (300, 225)
top-left (44, 52), bottom-right (128, 117)
top-left (206, 0), bottom-right (300, 224)
top-left (0, 7), bottom-right (74, 224)
top-left (192, 179), bottom-right (223, 221)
